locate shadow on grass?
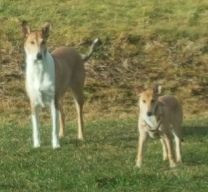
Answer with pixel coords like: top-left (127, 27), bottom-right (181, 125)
top-left (96, 176), bottom-right (117, 189)
top-left (60, 137), bottom-right (85, 147)
top-left (183, 122), bottom-right (208, 137)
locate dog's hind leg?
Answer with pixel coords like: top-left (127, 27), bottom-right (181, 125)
top-left (173, 131), bottom-right (182, 163)
top-left (59, 101), bottom-right (65, 138)
top-left (72, 86), bottom-right (84, 140)
top-left (164, 133), bottom-right (176, 168)
top-left (160, 138), bottom-right (168, 161)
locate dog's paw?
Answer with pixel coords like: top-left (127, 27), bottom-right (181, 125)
top-left (78, 135), bottom-right (84, 141)
top-left (169, 162), bottom-right (177, 168)
top-left (135, 161), bottom-right (142, 168)
top-left (176, 159), bottom-right (182, 164)
top-left (59, 133), bottom-right (64, 139)
top-left (163, 156), bottom-right (168, 161)
top-left (52, 144), bottom-right (60, 149)
top-left (52, 140), bottom-right (60, 149)
top-left (33, 143), bottom-right (40, 148)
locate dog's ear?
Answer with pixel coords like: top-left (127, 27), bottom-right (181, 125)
top-left (134, 85), bottom-right (145, 96)
top-left (22, 20), bottom-right (30, 37)
top-left (42, 22), bottom-right (51, 39)
top-left (153, 84), bottom-right (162, 95)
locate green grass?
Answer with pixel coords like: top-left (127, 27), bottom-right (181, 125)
top-left (0, 1), bottom-right (208, 190)
top-left (0, 119), bottom-right (208, 191)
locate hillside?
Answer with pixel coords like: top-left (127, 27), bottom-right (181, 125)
top-left (0, 0), bottom-right (208, 124)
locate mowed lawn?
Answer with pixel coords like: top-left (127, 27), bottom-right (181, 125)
top-left (0, 118), bottom-right (208, 191)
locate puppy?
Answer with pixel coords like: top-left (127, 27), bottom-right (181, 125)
top-left (135, 85), bottom-right (183, 168)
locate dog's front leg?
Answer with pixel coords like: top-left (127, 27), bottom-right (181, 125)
top-left (136, 131), bottom-right (148, 168)
top-left (50, 99), bottom-right (60, 149)
top-left (31, 104), bottom-right (41, 148)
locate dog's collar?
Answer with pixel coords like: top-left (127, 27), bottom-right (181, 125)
top-left (145, 118), bottom-right (162, 132)
top-left (144, 104), bottom-right (162, 132)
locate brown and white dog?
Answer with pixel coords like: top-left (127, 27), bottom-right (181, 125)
top-left (22, 21), bottom-right (98, 148)
top-left (135, 85), bottom-right (183, 168)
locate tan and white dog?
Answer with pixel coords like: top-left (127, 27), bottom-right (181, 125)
top-left (135, 85), bottom-right (183, 168)
top-left (22, 21), bottom-right (98, 148)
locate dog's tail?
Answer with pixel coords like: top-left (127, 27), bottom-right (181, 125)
top-left (81, 38), bottom-right (99, 62)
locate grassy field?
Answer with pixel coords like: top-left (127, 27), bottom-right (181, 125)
top-left (0, 0), bottom-right (208, 191)
top-left (0, 0), bottom-right (207, 121)
top-left (0, 119), bottom-right (208, 191)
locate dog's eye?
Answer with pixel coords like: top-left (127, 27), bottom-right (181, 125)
top-left (143, 100), bottom-right (146, 103)
top-left (30, 41), bottom-right (35, 45)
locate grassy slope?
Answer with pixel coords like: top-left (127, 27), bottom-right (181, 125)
top-left (0, 0), bottom-right (208, 122)
top-left (0, 119), bottom-right (208, 191)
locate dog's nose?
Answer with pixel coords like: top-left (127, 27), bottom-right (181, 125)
top-left (37, 53), bottom-right (42, 60)
top-left (147, 112), bottom-right (152, 116)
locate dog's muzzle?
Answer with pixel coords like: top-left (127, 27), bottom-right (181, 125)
top-left (37, 53), bottom-right (43, 60)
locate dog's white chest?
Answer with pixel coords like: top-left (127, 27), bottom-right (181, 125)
top-left (141, 115), bottom-right (160, 138)
top-left (26, 54), bottom-right (55, 107)
top-left (143, 115), bottom-right (158, 129)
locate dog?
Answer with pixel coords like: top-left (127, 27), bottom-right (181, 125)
top-left (22, 21), bottom-right (99, 148)
top-left (135, 84), bottom-right (183, 168)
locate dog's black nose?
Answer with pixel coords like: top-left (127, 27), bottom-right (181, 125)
top-left (37, 53), bottom-right (42, 60)
top-left (147, 112), bottom-right (152, 116)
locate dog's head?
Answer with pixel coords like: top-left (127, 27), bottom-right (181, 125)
top-left (21, 21), bottom-right (51, 62)
top-left (136, 84), bottom-right (162, 117)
